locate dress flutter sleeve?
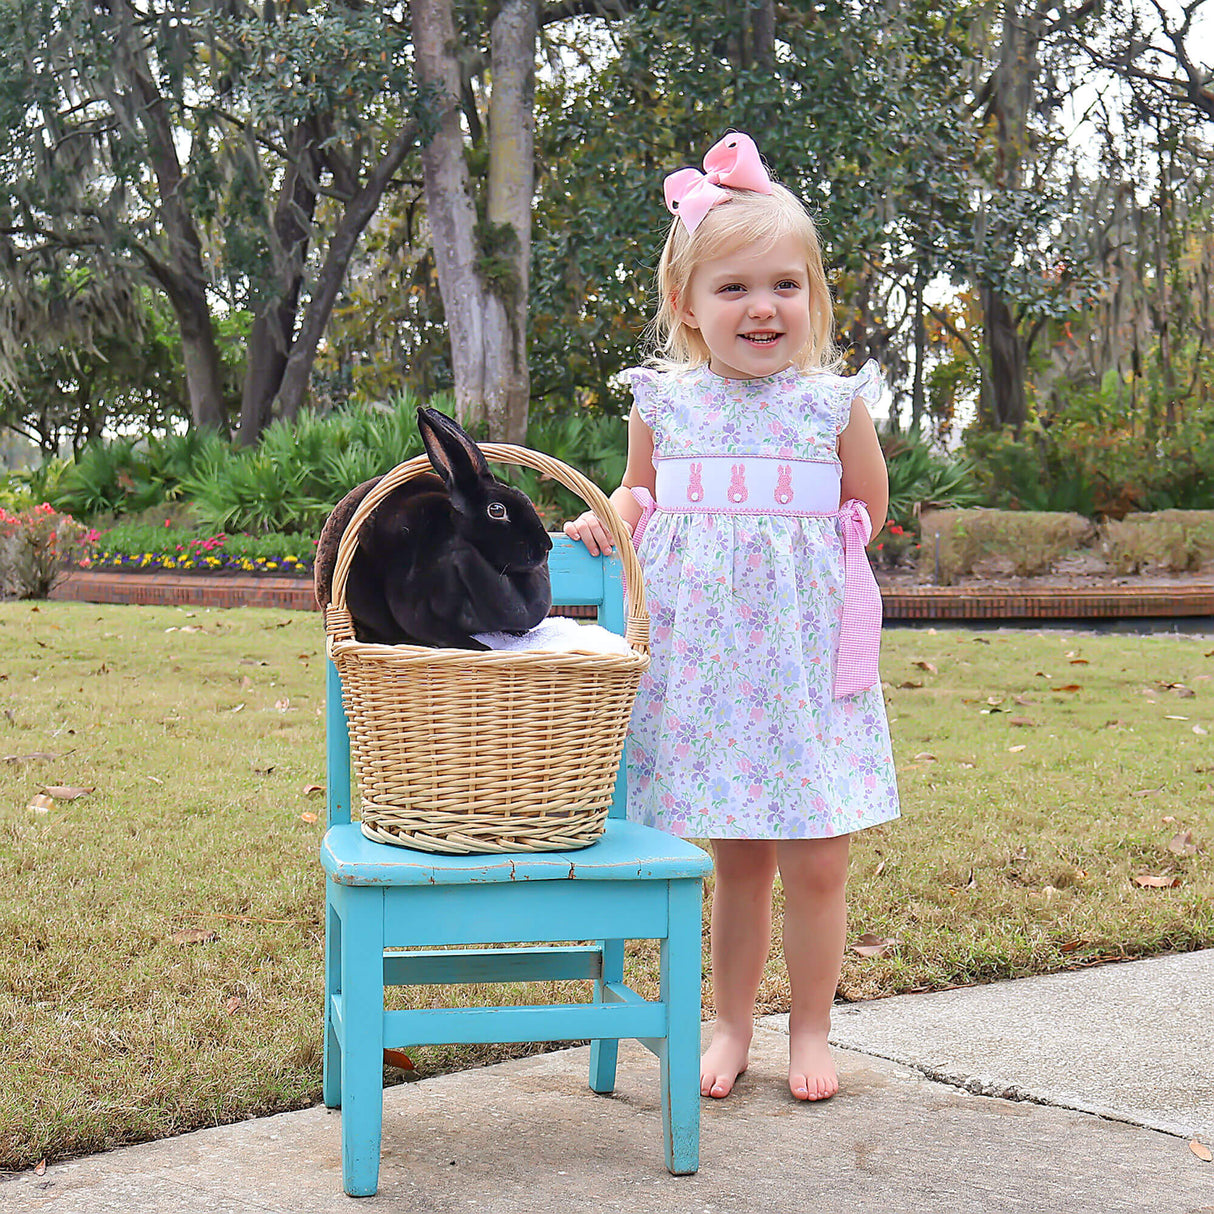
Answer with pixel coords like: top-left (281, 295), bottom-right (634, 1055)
top-left (621, 366), bottom-right (662, 430)
top-left (832, 359), bottom-right (884, 435)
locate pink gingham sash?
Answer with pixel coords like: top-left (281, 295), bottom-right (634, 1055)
top-left (629, 458), bottom-right (881, 699)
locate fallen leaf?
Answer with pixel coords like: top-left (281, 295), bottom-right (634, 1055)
top-left (1162, 815), bottom-right (1176, 822)
top-left (1008, 744), bottom-right (1027, 752)
top-left (303, 783), bottom-right (324, 796)
top-left (34, 1159), bottom-right (46, 1176)
top-left (224, 996), bottom-right (244, 1015)
top-left (1009, 717), bottom-right (1036, 727)
top-left (301, 812), bottom-right (318, 824)
top-left (1133, 873), bottom-right (1180, 889)
top-left (1191, 1140), bottom-right (1213, 1163)
top-left (251, 764), bottom-right (275, 775)
top-left (1164, 715), bottom-right (1190, 721)
top-left (1069, 658), bottom-right (1090, 665)
top-left (1059, 939), bottom-right (1084, 953)
top-left (170, 928), bottom-right (218, 945)
top-left (1168, 831), bottom-right (1199, 857)
top-left (274, 698), bottom-right (291, 712)
top-left (1013, 694), bottom-right (1037, 706)
top-left (873, 860), bottom-right (886, 877)
top-left (912, 660), bottom-right (937, 673)
top-left (28, 793), bottom-right (54, 813)
top-left (851, 933), bottom-right (899, 958)
top-left (897, 680), bottom-right (923, 689)
top-left (973, 637), bottom-right (991, 644)
top-left (1051, 684), bottom-right (1082, 693)
top-left (230, 703), bottom-right (245, 714)
top-left (42, 785), bottom-right (93, 800)
top-left (1195, 726), bottom-right (1209, 736)
top-left (911, 752), bottom-right (937, 762)
top-left (147, 775), bottom-right (163, 785)
top-left (985, 695), bottom-right (1004, 706)
top-left (383, 1048), bottom-right (415, 1071)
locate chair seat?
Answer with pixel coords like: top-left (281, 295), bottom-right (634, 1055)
top-left (322, 818), bottom-right (712, 886)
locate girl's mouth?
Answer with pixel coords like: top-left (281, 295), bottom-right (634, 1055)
top-left (741, 332), bottom-right (782, 346)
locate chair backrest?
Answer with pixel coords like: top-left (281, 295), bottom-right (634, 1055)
top-left (326, 535), bottom-right (630, 828)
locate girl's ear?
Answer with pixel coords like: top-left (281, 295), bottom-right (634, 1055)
top-left (674, 293), bottom-right (701, 330)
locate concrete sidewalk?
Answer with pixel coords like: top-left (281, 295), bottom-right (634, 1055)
top-left (7, 952), bottom-right (1214, 1214)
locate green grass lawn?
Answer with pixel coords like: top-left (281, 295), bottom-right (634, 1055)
top-left (1, 602), bottom-right (1211, 1170)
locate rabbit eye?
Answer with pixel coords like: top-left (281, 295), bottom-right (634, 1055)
top-left (487, 502), bottom-right (508, 522)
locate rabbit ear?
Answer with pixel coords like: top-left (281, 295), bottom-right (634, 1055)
top-left (417, 407), bottom-right (490, 504)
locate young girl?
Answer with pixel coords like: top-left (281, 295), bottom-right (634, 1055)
top-left (564, 132), bottom-right (900, 1103)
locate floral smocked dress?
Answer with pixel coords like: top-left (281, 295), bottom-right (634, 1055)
top-left (624, 360), bottom-right (900, 840)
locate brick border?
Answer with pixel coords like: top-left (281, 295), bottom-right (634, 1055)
top-left (47, 570), bottom-right (1214, 620)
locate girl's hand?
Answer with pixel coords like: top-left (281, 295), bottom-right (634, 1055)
top-left (562, 510), bottom-right (622, 557)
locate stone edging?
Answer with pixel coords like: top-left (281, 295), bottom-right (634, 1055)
top-left (46, 570), bottom-right (1214, 620)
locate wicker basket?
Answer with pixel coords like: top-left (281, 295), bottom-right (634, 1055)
top-left (324, 445), bottom-right (649, 854)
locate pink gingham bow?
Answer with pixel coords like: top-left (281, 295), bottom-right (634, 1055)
top-left (663, 132), bottom-right (773, 234)
top-left (834, 499), bottom-right (883, 698)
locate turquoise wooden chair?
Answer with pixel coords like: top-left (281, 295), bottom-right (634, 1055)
top-left (322, 535), bottom-right (713, 1197)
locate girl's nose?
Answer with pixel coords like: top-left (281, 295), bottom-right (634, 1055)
top-left (748, 293), bottom-right (776, 318)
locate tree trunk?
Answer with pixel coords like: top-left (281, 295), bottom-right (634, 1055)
top-left (484, 0), bottom-right (538, 444)
top-left (122, 16), bottom-right (228, 435)
top-left (981, 284), bottom-right (1027, 430)
top-left (237, 122), bottom-right (324, 446)
top-left (412, 0), bottom-right (492, 432)
top-left (975, 1), bottom-right (1042, 435)
top-left (274, 120), bottom-right (422, 424)
top-left (911, 259), bottom-right (927, 432)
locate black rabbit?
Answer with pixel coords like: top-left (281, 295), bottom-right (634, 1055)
top-left (315, 407), bottom-right (552, 648)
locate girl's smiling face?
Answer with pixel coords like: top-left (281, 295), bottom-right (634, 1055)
top-left (677, 234), bottom-right (812, 380)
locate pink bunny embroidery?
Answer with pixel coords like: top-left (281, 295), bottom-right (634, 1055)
top-left (775, 465), bottom-right (794, 505)
top-left (728, 464), bottom-right (749, 504)
top-left (687, 462), bottom-right (704, 503)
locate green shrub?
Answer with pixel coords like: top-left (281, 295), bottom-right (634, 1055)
top-left (919, 509), bottom-right (1094, 584)
top-left (882, 432), bottom-right (982, 529)
top-left (1101, 510), bottom-right (1214, 573)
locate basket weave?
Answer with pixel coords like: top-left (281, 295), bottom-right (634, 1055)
top-left (325, 445), bottom-right (649, 854)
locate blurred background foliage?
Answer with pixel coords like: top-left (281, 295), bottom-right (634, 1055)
top-left (0, 0), bottom-right (1210, 535)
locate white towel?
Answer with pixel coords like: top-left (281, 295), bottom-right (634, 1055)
top-left (473, 616), bottom-right (635, 656)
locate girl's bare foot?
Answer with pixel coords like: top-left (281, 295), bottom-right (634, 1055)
top-left (788, 1029), bottom-right (838, 1101)
top-left (700, 1025), bottom-right (752, 1098)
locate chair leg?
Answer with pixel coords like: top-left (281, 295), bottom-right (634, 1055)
top-left (337, 888), bottom-right (386, 1197)
top-left (588, 938), bottom-right (623, 1094)
top-left (659, 878), bottom-right (703, 1175)
top-left (323, 895), bottom-right (342, 1110)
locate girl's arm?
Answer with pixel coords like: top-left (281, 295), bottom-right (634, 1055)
top-left (562, 405), bottom-right (656, 556)
top-left (837, 397), bottom-right (889, 543)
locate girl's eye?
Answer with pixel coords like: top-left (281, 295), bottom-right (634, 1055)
top-left (487, 502), bottom-right (508, 521)
top-left (719, 284), bottom-right (746, 295)
top-left (777, 280), bottom-right (800, 291)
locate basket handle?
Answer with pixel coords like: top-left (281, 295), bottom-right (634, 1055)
top-left (325, 443), bottom-right (648, 652)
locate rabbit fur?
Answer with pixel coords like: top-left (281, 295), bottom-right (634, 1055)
top-left (314, 407), bottom-right (552, 648)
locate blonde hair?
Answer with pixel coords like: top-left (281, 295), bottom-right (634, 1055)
top-left (648, 182), bottom-right (842, 373)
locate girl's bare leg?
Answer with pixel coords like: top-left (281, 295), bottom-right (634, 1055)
top-left (777, 834), bottom-right (851, 1101)
top-left (701, 839), bottom-right (778, 1098)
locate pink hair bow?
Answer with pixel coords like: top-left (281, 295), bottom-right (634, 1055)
top-left (663, 132), bottom-right (773, 234)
